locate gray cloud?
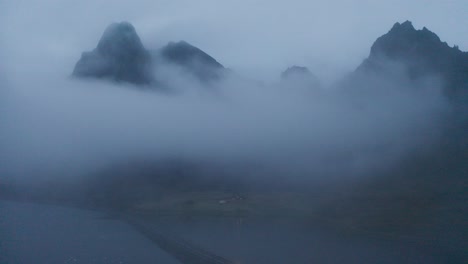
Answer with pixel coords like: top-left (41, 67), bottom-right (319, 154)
top-left (0, 0), bottom-right (460, 187)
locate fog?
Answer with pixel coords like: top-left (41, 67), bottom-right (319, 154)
top-left (0, 0), bottom-right (462, 188)
top-left (0, 56), bottom-right (449, 188)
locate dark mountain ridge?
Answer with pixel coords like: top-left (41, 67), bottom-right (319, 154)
top-left (153, 41), bottom-right (225, 82)
top-left (73, 22), bottom-right (153, 85)
top-left (357, 21), bottom-right (468, 98)
top-left (73, 22), bottom-right (225, 86)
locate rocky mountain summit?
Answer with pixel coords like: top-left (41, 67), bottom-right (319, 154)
top-left (357, 21), bottom-right (468, 97)
top-left (73, 20), bottom-right (467, 98)
top-left (73, 22), bottom-right (153, 85)
top-left (73, 22), bottom-right (225, 86)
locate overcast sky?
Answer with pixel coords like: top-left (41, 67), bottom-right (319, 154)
top-left (0, 0), bottom-right (458, 185)
top-left (1, 0), bottom-right (467, 82)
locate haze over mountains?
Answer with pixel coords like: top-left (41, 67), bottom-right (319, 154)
top-left (71, 21), bottom-right (466, 236)
top-left (1, 0), bottom-right (467, 261)
top-left (1, 19), bottom-right (466, 250)
top-left (3, 19), bottom-right (466, 186)
top-left (72, 20), bottom-right (467, 101)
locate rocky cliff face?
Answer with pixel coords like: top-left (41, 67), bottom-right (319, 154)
top-left (73, 22), bottom-right (153, 85)
top-left (73, 21), bottom-right (467, 97)
top-left (357, 21), bottom-right (468, 98)
top-left (73, 22), bottom-right (226, 86)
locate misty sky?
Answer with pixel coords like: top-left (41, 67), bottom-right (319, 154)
top-left (1, 0), bottom-right (467, 82)
top-left (0, 0), bottom-right (462, 184)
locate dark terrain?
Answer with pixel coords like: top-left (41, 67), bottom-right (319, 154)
top-left (2, 20), bottom-right (467, 263)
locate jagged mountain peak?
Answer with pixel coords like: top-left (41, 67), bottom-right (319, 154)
top-left (370, 20), bottom-right (446, 60)
top-left (73, 21), bottom-right (153, 85)
top-left (96, 22), bottom-right (147, 58)
top-left (73, 21), bottom-right (228, 87)
top-left (390, 20), bottom-right (415, 31)
top-left (355, 21), bottom-right (468, 98)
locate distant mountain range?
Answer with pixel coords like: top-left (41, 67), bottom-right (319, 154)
top-left (13, 21), bottom-right (468, 242)
top-left (73, 20), bottom-right (468, 99)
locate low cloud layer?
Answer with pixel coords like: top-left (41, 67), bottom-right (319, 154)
top-left (0, 57), bottom-right (450, 188)
top-left (0, 1), bottom-right (461, 189)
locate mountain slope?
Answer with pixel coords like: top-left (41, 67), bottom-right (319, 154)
top-left (73, 22), bottom-right (153, 85)
top-left (154, 41), bottom-right (225, 83)
top-left (73, 22), bottom-right (226, 87)
top-left (356, 21), bottom-right (468, 98)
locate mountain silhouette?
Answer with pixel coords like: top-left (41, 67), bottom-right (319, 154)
top-left (281, 66), bottom-right (320, 88)
top-left (154, 41), bottom-right (225, 82)
top-left (73, 22), bottom-right (153, 85)
top-left (356, 21), bottom-right (468, 98)
top-left (73, 22), bottom-right (226, 87)
top-left (326, 21), bottom-right (468, 240)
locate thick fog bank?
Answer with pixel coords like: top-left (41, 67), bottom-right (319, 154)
top-left (0, 57), bottom-right (451, 189)
top-left (2, 1), bottom-right (465, 192)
